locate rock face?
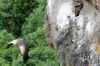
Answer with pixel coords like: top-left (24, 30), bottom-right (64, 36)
top-left (45, 0), bottom-right (100, 66)
top-left (91, 0), bottom-right (100, 12)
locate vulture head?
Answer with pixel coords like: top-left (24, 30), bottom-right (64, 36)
top-left (7, 37), bottom-right (29, 63)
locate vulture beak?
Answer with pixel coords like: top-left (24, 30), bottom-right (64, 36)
top-left (7, 37), bottom-right (29, 63)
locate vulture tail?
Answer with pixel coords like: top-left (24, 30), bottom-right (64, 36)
top-left (23, 54), bottom-right (29, 63)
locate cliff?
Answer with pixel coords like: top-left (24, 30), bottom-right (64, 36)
top-left (45, 0), bottom-right (100, 66)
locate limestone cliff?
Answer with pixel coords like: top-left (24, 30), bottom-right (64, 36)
top-left (45, 0), bottom-right (100, 66)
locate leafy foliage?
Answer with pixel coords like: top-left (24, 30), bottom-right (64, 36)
top-left (0, 30), bottom-right (18, 66)
top-left (0, 30), bottom-right (15, 49)
top-left (21, 0), bottom-right (46, 35)
top-left (25, 27), bottom-right (47, 48)
top-left (0, 0), bottom-right (40, 37)
top-left (28, 47), bottom-right (59, 66)
top-left (0, 0), bottom-right (59, 66)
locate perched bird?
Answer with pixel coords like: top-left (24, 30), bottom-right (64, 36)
top-left (7, 37), bottom-right (29, 63)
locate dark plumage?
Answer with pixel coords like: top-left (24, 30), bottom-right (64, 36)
top-left (7, 37), bottom-right (29, 63)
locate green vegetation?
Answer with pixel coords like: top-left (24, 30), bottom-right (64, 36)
top-left (0, 0), bottom-right (59, 66)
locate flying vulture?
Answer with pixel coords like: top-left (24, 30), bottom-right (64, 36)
top-left (7, 37), bottom-right (29, 63)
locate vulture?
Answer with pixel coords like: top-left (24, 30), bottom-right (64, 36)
top-left (7, 37), bottom-right (29, 63)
